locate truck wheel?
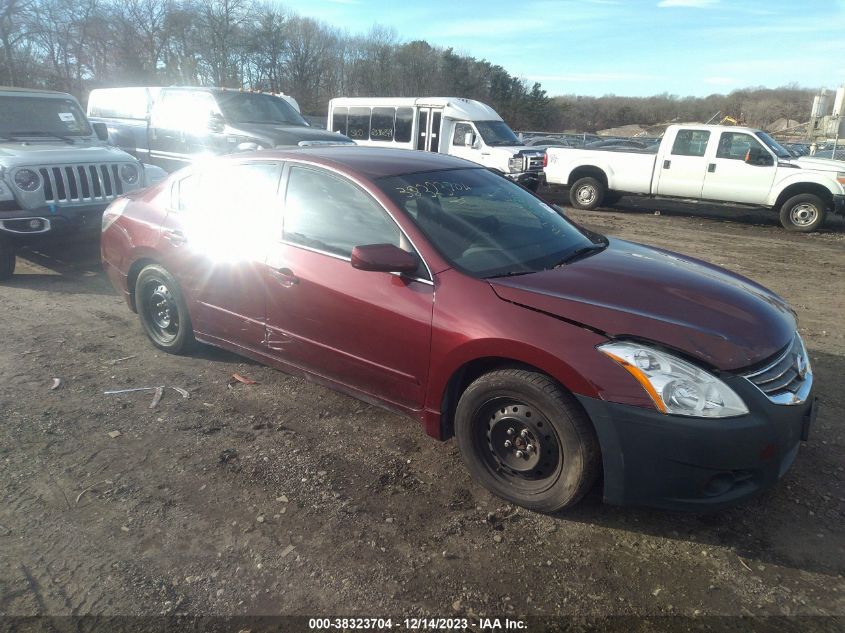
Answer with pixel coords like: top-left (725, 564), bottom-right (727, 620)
top-left (135, 264), bottom-right (195, 354)
top-left (779, 194), bottom-right (827, 232)
top-left (569, 177), bottom-right (605, 210)
top-left (0, 236), bottom-right (16, 281)
top-left (454, 368), bottom-right (600, 513)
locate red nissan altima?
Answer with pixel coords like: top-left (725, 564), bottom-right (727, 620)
top-left (101, 147), bottom-right (815, 512)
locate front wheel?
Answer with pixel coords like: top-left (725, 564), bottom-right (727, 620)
top-left (135, 264), bottom-right (195, 354)
top-left (454, 369), bottom-right (600, 513)
top-left (0, 236), bottom-right (16, 280)
top-left (779, 194), bottom-right (827, 232)
top-left (569, 177), bottom-right (605, 210)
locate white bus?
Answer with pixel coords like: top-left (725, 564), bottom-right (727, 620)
top-left (327, 97), bottom-right (544, 190)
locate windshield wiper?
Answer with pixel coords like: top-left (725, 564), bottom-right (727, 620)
top-left (553, 243), bottom-right (606, 267)
top-left (484, 269), bottom-right (536, 279)
top-left (12, 131), bottom-right (76, 143)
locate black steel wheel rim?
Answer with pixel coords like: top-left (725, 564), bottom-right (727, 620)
top-left (472, 398), bottom-right (563, 493)
top-left (142, 279), bottom-right (179, 344)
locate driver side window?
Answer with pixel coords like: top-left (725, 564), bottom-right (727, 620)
top-left (716, 132), bottom-right (764, 161)
top-left (453, 122), bottom-right (474, 147)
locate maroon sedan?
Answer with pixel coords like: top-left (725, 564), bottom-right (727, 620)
top-left (101, 147), bottom-right (815, 512)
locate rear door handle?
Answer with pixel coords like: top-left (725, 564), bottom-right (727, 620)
top-left (663, 159), bottom-right (671, 169)
top-left (163, 229), bottom-right (186, 246)
top-left (271, 267), bottom-right (299, 287)
top-left (708, 163), bottom-right (716, 173)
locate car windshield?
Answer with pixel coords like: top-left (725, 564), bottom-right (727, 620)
top-left (216, 92), bottom-right (307, 127)
top-left (378, 168), bottom-right (602, 278)
top-left (475, 120), bottom-right (522, 147)
top-left (755, 131), bottom-right (792, 159)
top-left (0, 95), bottom-right (91, 137)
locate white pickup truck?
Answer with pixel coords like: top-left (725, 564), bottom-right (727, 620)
top-left (543, 124), bottom-right (845, 231)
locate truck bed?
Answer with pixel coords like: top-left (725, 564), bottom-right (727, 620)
top-left (544, 146), bottom-right (658, 194)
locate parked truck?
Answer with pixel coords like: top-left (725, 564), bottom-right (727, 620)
top-left (327, 97), bottom-right (545, 191)
top-left (0, 86), bottom-right (162, 280)
top-left (87, 87), bottom-right (354, 173)
top-left (543, 124), bottom-right (845, 231)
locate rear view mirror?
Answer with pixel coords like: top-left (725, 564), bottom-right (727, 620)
top-left (92, 122), bottom-right (109, 142)
top-left (351, 244), bottom-right (418, 274)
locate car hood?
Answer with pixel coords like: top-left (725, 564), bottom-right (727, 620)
top-left (792, 156), bottom-right (845, 172)
top-left (228, 122), bottom-right (354, 147)
top-left (0, 141), bottom-right (135, 165)
top-left (489, 239), bottom-right (796, 371)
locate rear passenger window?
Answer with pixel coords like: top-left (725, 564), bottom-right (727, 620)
top-left (671, 130), bottom-right (710, 157)
top-left (395, 108), bottom-right (413, 143)
top-left (176, 174), bottom-right (200, 211)
top-left (178, 162), bottom-right (282, 254)
top-left (284, 167), bottom-right (400, 258)
top-left (347, 107), bottom-right (370, 141)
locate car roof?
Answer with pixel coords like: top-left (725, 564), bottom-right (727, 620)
top-left (0, 85), bottom-right (73, 97)
top-left (229, 146), bottom-right (481, 179)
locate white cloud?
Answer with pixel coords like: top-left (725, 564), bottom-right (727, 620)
top-left (657, 0), bottom-right (719, 7)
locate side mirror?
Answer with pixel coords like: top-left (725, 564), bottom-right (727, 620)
top-left (745, 146), bottom-right (773, 166)
top-left (472, 137), bottom-right (482, 150)
top-left (92, 122), bottom-right (109, 142)
top-left (351, 244), bottom-right (418, 274)
top-left (464, 132), bottom-right (474, 147)
top-left (207, 112), bottom-right (225, 133)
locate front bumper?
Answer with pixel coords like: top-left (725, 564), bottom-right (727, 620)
top-left (833, 194), bottom-right (845, 216)
top-left (508, 171), bottom-right (541, 191)
top-left (576, 374), bottom-right (815, 511)
top-left (0, 203), bottom-right (107, 241)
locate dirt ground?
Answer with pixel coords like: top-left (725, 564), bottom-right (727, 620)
top-left (1, 193), bottom-right (844, 630)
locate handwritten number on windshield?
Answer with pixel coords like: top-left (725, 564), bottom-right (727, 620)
top-left (395, 181), bottom-right (472, 198)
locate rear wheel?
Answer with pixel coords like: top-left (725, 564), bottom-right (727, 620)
top-left (135, 264), bottom-right (195, 354)
top-left (569, 177), bottom-right (605, 210)
top-left (779, 193), bottom-right (827, 232)
top-left (455, 369), bottom-right (600, 513)
top-left (0, 236), bottom-right (16, 280)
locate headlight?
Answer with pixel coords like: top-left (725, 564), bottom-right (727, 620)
top-left (119, 163), bottom-right (139, 184)
top-left (102, 197), bottom-right (130, 232)
top-left (598, 342), bottom-right (749, 418)
top-left (14, 168), bottom-right (40, 192)
top-left (508, 156), bottom-right (524, 173)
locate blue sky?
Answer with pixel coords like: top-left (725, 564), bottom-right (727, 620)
top-left (275, 0), bottom-right (844, 97)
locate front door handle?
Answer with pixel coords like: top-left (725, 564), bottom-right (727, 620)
top-left (663, 159), bottom-right (671, 169)
top-left (271, 267), bottom-right (299, 287)
top-left (163, 229), bottom-right (186, 246)
top-left (708, 163), bottom-right (716, 173)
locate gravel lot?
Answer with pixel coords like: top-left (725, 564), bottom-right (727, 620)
top-left (1, 194), bottom-right (843, 631)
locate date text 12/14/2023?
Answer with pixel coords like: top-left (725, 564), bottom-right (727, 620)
top-left (308, 617), bottom-right (528, 630)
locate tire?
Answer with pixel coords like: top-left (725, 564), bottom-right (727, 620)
top-left (454, 368), bottom-right (600, 513)
top-left (135, 264), bottom-right (195, 354)
top-left (569, 177), bottom-right (605, 210)
top-left (0, 236), bottom-right (16, 280)
top-left (779, 193), bottom-right (827, 232)
top-left (603, 192), bottom-right (623, 206)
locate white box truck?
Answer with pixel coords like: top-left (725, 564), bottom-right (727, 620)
top-left (327, 97), bottom-right (544, 191)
